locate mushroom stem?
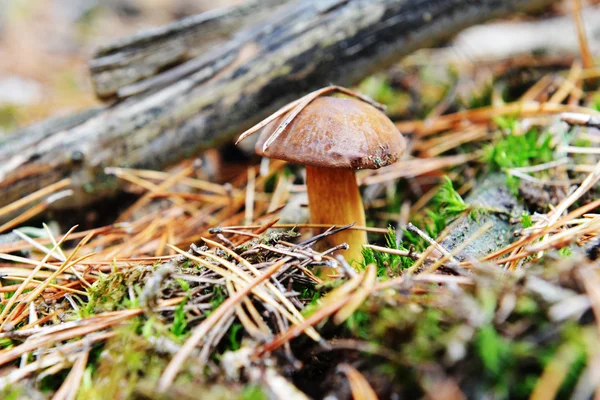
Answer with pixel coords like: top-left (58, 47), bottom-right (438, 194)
top-left (306, 166), bottom-right (367, 266)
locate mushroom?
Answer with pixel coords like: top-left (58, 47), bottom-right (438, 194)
top-left (238, 87), bottom-right (406, 264)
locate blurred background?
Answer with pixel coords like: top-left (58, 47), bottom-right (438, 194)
top-left (2, 0), bottom-right (600, 134)
top-left (0, 0), bottom-right (239, 133)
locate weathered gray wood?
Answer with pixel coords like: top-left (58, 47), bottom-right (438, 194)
top-left (440, 174), bottom-right (525, 262)
top-left (90, 0), bottom-right (293, 98)
top-left (0, 0), bottom-right (557, 212)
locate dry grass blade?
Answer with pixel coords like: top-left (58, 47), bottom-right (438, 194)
top-left (0, 344), bottom-right (93, 390)
top-left (0, 226), bottom-right (79, 328)
top-left (395, 101), bottom-right (599, 136)
top-left (219, 223), bottom-right (390, 234)
top-left (525, 217), bottom-right (600, 254)
top-left (360, 154), bottom-right (478, 185)
top-left (241, 289), bottom-right (271, 336)
top-left (262, 86), bottom-right (383, 151)
top-left (529, 343), bottom-right (581, 400)
top-left (42, 223), bottom-right (92, 288)
top-left (256, 294), bottom-right (350, 357)
top-left (106, 165), bottom-right (231, 195)
top-left (227, 279), bottom-right (264, 339)
top-left (0, 297), bottom-right (182, 372)
top-left (268, 174), bottom-right (293, 213)
top-left (334, 264), bottom-right (376, 325)
top-left (363, 244), bottom-right (422, 259)
top-left (4, 21), bottom-right (600, 399)
top-left (236, 97), bottom-right (305, 144)
top-left (0, 178), bottom-right (71, 220)
top-left (549, 61), bottom-right (581, 104)
top-left (374, 275), bottom-right (473, 292)
top-left (571, 0), bottom-right (595, 69)
top-left (116, 166), bottom-right (195, 223)
top-left (237, 85), bottom-right (383, 147)
top-left (479, 159), bottom-right (600, 265)
top-left (51, 347), bottom-right (90, 400)
top-left (4, 236), bottom-right (95, 326)
top-left (107, 168), bottom-right (200, 216)
top-left (0, 190), bottom-right (72, 234)
top-left (202, 237), bottom-right (320, 340)
top-left (0, 225), bottom-right (115, 254)
top-left (245, 167), bottom-right (256, 225)
top-left (182, 246), bottom-right (317, 336)
top-left (423, 127), bottom-right (488, 157)
top-left (423, 221), bottom-right (493, 274)
top-left (522, 160), bottom-right (600, 261)
top-left (0, 276), bottom-right (86, 296)
top-left (321, 272), bottom-right (365, 308)
top-left (579, 266), bottom-right (600, 336)
top-left (0, 253), bottom-right (66, 273)
top-left (561, 112), bottom-right (600, 128)
top-left (337, 364), bottom-right (379, 400)
top-left (407, 223), bottom-right (460, 266)
top-left (0, 312), bottom-right (133, 366)
top-left (158, 256), bottom-right (289, 391)
top-left (256, 268), bottom-right (375, 356)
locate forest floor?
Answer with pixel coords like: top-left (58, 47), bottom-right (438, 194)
top-left (1, 1), bottom-right (600, 399)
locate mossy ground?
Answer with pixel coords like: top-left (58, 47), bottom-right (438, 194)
top-left (2, 10), bottom-right (600, 399)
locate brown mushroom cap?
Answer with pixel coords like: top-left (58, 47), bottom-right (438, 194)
top-left (255, 96), bottom-right (406, 169)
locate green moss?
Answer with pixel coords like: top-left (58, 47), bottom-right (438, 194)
top-left (558, 247), bottom-right (572, 257)
top-left (0, 338), bottom-right (13, 350)
top-left (175, 277), bottom-right (190, 292)
top-left (227, 323), bottom-right (244, 351)
top-left (333, 261), bottom-right (595, 399)
top-left (362, 228), bottom-right (414, 277)
top-left (405, 309), bottom-right (444, 363)
top-left (483, 121), bottom-right (555, 194)
top-left (521, 212), bottom-right (533, 228)
top-left (170, 297), bottom-right (188, 338)
top-left (476, 324), bottom-right (507, 377)
top-left (405, 176), bottom-right (472, 245)
top-left (0, 105), bottom-right (19, 131)
top-left (76, 320), bottom-right (194, 399)
top-left (0, 386), bottom-right (25, 400)
top-left (553, 325), bottom-right (593, 398)
top-left (433, 176), bottom-right (468, 217)
top-left (84, 276), bottom-right (132, 315)
top-left (463, 80), bottom-right (494, 109)
top-left (485, 120), bottom-right (554, 168)
top-left (345, 308), bottom-right (372, 340)
top-left (358, 75), bottom-right (411, 114)
top-left (240, 385), bottom-right (268, 400)
top-left (210, 285), bottom-right (227, 310)
top-left (592, 93), bottom-right (600, 111)
top-left (299, 286), bottom-right (321, 304)
top-left (515, 296), bottom-right (538, 315)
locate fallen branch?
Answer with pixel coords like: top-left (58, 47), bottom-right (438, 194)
top-left (0, 0), bottom-right (557, 213)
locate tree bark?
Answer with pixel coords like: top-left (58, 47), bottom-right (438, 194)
top-left (90, 0), bottom-right (293, 99)
top-left (0, 0), bottom-right (557, 211)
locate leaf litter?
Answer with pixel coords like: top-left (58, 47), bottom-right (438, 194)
top-left (2, 16), bottom-right (600, 400)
